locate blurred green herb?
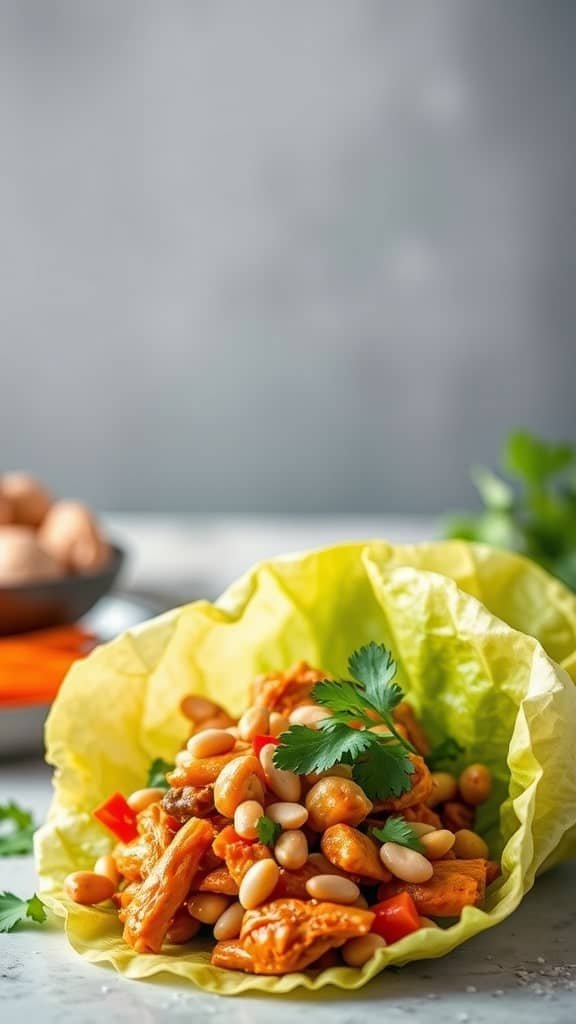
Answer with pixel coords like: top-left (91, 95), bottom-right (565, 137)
top-left (443, 430), bottom-right (576, 591)
top-left (425, 737), bottom-right (466, 771)
top-left (0, 802), bottom-right (36, 856)
top-left (256, 815), bottom-right (282, 847)
top-left (146, 758), bottom-right (174, 790)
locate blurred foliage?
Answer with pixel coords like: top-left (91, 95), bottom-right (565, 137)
top-left (443, 430), bottom-right (576, 591)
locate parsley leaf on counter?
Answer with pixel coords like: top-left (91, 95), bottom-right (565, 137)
top-left (146, 758), bottom-right (174, 789)
top-left (371, 817), bottom-right (423, 852)
top-left (0, 802), bottom-right (36, 856)
top-left (0, 892), bottom-right (46, 933)
top-left (256, 816), bottom-right (282, 847)
top-left (273, 643), bottom-right (415, 802)
top-left (425, 736), bottom-right (465, 771)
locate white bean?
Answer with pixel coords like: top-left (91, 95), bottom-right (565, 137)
top-left (289, 705), bottom-right (329, 728)
top-left (274, 830), bottom-right (309, 870)
top-left (305, 874), bottom-right (360, 904)
top-left (93, 854), bottom-right (119, 888)
top-left (259, 743), bottom-right (301, 801)
top-left (239, 860), bottom-right (280, 910)
top-left (187, 893), bottom-right (230, 924)
top-left (238, 706), bottom-right (270, 741)
top-left (420, 829), bottom-right (455, 860)
top-left (342, 934), bottom-right (386, 966)
top-left (409, 822), bottom-right (438, 837)
top-left (213, 901), bottom-right (245, 941)
top-left (186, 728), bottom-right (236, 758)
top-left (126, 787), bottom-right (165, 812)
top-left (180, 694), bottom-right (221, 723)
top-left (428, 771), bottom-right (458, 807)
top-left (234, 800), bottom-right (264, 840)
top-left (269, 712), bottom-right (289, 737)
top-left (266, 802), bottom-right (309, 830)
top-left (379, 842), bottom-right (434, 883)
top-left (213, 755), bottom-right (265, 817)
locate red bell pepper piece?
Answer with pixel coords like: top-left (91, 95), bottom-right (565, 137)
top-left (252, 734), bottom-right (280, 757)
top-left (370, 892), bottom-right (422, 944)
top-left (93, 792), bottom-right (139, 843)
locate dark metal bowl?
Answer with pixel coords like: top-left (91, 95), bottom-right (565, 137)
top-left (0, 543), bottom-right (124, 635)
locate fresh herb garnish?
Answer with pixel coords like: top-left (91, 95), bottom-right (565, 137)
top-left (444, 429), bottom-right (576, 592)
top-left (371, 817), bottom-right (423, 852)
top-left (0, 802), bottom-right (36, 856)
top-left (256, 815), bottom-right (282, 847)
top-left (425, 737), bottom-right (465, 771)
top-left (273, 643), bottom-right (415, 801)
top-left (146, 758), bottom-right (174, 790)
top-left (0, 892), bottom-right (46, 933)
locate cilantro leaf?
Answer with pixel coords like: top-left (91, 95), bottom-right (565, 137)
top-left (352, 741), bottom-right (414, 801)
top-left (0, 892), bottom-right (46, 933)
top-left (0, 802), bottom-right (36, 856)
top-left (425, 736), bottom-right (465, 771)
top-left (273, 720), bottom-right (374, 776)
top-left (348, 643), bottom-right (403, 718)
top-left (256, 816), bottom-right (282, 847)
top-left (311, 679), bottom-right (374, 722)
top-left (371, 817), bottom-right (423, 852)
top-left (146, 758), bottom-right (174, 789)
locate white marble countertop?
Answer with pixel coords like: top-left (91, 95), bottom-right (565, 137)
top-left (1, 517), bottom-right (575, 1023)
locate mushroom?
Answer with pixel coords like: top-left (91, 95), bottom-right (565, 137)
top-left (0, 526), bottom-right (62, 584)
top-left (0, 472), bottom-right (53, 528)
top-left (38, 500), bottom-right (110, 573)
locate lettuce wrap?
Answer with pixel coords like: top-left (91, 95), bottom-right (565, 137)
top-left (36, 540), bottom-right (576, 994)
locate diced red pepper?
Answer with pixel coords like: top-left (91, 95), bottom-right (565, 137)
top-left (370, 892), bottom-right (422, 944)
top-left (252, 734), bottom-right (280, 757)
top-left (93, 792), bottom-right (139, 843)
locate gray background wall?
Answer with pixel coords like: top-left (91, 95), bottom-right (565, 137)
top-left (1, 1), bottom-right (575, 514)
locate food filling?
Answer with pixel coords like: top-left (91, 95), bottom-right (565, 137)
top-left (66, 643), bottom-right (499, 975)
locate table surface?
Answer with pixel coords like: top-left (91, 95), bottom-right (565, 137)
top-left (1, 516), bottom-right (575, 1024)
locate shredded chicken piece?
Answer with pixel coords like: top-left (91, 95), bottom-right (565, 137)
top-left (123, 817), bottom-right (214, 953)
top-left (377, 858), bottom-right (489, 916)
top-left (441, 801), bottom-right (474, 832)
top-left (393, 701), bottom-right (431, 755)
top-left (401, 803), bottom-right (442, 828)
top-left (250, 661), bottom-right (326, 715)
top-left (373, 755), bottom-right (433, 812)
top-left (167, 751), bottom-right (244, 788)
top-left (161, 784), bottom-right (215, 823)
top-left (211, 940), bottom-right (255, 972)
top-left (197, 866), bottom-right (239, 895)
top-left (212, 825), bottom-right (271, 885)
top-left (238, 899), bottom-right (375, 974)
top-left (321, 824), bottom-right (391, 882)
top-left (114, 803), bottom-right (176, 882)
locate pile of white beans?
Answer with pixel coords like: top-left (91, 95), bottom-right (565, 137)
top-left (64, 696), bottom-right (491, 969)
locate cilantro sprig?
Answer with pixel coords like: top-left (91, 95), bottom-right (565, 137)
top-left (0, 802), bottom-right (37, 856)
top-left (146, 758), bottom-right (174, 790)
top-left (371, 817), bottom-right (423, 852)
top-left (273, 643), bottom-right (415, 802)
top-left (256, 815), bottom-right (282, 847)
top-left (0, 892), bottom-right (46, 933)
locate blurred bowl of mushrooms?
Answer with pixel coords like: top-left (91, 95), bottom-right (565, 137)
top-left (0, 473), bottom-right (124, 635)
